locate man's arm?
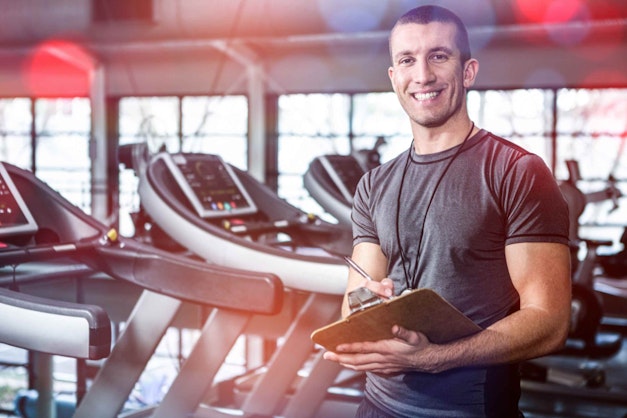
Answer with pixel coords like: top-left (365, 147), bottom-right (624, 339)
top-left (425, 241), bottom-right (571, 370)
top-left (341, 242), bottom-right (390, 318)
top-left (325, 241), bottom-right (571, 374)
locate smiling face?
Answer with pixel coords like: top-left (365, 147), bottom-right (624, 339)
top-left (388, 21), bottom-right (478, 130)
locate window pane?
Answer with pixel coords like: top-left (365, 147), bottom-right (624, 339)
top-left (352, 92), bottom-right (406, 136)
top-left (468, 89), bottom-right (554, 167)
top-left (182, 96), bottom-right (248, 169)
top-left (556, 88), bottom-right (627, 247)
top-left (352, 93), bottom-right (411, 163)
top-left (118, 97), bottom-right (179, 236)
top-left (279, 94), bottom-right (350, 136)
top-left (119, 96), bottom-right (180, 152)
top-left (35, 98), bottom-right (91, 213)
top-left (0, 98), bottom-right (32, 168)
top-left (36, 98), bottom-right (90, 135)
top-left (182, 96), bottom-right (247, 136)
top-left (556, 88), bottom-right (627, 179)
top-left (278, 94), bottom-right (350, 219)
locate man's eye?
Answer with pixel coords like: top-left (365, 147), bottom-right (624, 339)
top-left (431, 54), bottom-right (449, 62)
top-left (399, 57), bottom-right (413, 65)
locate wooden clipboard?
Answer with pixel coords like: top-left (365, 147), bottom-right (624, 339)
top-left (311, 288), bottom-right (482, 351)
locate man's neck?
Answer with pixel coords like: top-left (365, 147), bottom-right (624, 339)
top-left (411, 120), bottom-right (476, 155)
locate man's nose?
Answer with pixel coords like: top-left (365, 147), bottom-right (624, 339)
top-left (412, 60), bottom-right (436, 85)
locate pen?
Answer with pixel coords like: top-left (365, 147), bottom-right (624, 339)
top-left (343, 256), bottom-right (374, 281)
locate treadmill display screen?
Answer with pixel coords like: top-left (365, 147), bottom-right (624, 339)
top-left (159, 153), bottom-right (258, 219)
top-left (0, 163), bottom-right (38, 237)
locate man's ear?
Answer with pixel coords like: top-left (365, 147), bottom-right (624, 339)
top-left (388, 66), bottom-right (397, 92)
top-left (463, 59), bottom-right (479, 88)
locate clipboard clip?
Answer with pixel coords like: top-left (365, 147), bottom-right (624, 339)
top-left (347, 287), bottom-right (384, 315)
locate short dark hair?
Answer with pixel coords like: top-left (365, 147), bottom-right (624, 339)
top-left (391, 5), bottom-right (471, 63)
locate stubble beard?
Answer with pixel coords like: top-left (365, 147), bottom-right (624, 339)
top-left (402, 87), bottom-right (467, 129)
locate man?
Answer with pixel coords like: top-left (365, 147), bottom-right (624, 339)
top-left (323, 5), bottom-right (571, 418)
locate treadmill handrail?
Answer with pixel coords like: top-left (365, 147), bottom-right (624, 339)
top-left (87, 240), bottom-right (284, 315)
top-left (0, 287), bottom-right (111, 359)
top-left (0, 239), bottom-right (107, 267)
top-left (4, 163), bottom-right (283, 316)
top-left (0, 236), bottom-right (283, 315)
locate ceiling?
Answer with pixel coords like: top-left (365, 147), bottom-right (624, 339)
top-left (0, 0), bottom-right (624, 96)
top-left (0, 0), bottom-right (624, 51)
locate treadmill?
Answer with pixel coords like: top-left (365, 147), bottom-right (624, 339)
top-left (139, 151), bottom-right (352, 294)
top-left (303, 154), bottom-right (365, 228)
top-left (134, 149), bottom-right (359, 417)
top-left (0, 161), bottom-right (283, 418)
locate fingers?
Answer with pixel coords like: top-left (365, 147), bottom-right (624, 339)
top-left (363, 277), bottom-right (394, 298)
top-left (393, 325), bottom-right (425, 345)
top-left (322, 327), bottom-right (432, 374)
top-left (380, 278), bottom-right (394, 297)
top-left (323, 350), bottom-right (407, 374)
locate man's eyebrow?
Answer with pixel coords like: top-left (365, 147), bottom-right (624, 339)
top-left (392, 46), bottom-right (456, 61)
top-left (430, 46), bottom-right (455, 55)
top-left (392, 49), bottom-right (414, 61)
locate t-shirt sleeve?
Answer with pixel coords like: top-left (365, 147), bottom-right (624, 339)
top-left (351, 171), bottom-right (380, 246)
top-left (502, 155), bottom-right (570, 246)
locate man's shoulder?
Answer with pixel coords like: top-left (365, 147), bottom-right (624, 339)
top-left (473, 130), bottom-right (548, 168)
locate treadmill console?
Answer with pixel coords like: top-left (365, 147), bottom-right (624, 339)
top-left (157, 153), bottom-right (258, 219)
top-left (0, 163), bottom-right (38, 238)
top-left (318, 155), bottom-right (365, 204)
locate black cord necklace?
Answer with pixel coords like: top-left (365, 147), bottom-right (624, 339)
top-left (394, 122), bottom-right (475, 292)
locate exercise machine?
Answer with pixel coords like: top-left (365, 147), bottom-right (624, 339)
top-left (130, 148), bottom-right (358, 417)
top-left (0, 286), bottom-right (111, 418)
top-left (0, 160), bottom-right (283, 418)
top-left (558, 160), bottom-right (626, 351)
top-left (303, 139), bottom-right (384, 227)
top-left (137, 151), bottom-right (352, 293)
top-left (303, 154), bottom-right (365, 227)
top-left (0, 287), bottom-right (110, 361)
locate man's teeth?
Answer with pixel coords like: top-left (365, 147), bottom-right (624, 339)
top-left (413, 92), bottom-right (438, 100)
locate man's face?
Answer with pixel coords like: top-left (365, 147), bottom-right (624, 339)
top-left (388, 21), bottom-right (475, 129)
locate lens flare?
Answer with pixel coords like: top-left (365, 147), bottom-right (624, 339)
top-left (24, 40), bottom-right (94, 97)
top-left (515, 0), bottom-right (585, 24)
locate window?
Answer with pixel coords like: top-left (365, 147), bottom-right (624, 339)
top-left (352, 92), bottom-right (412, 161)
top-left (0, 98), bottom-right (92, 213)
top-left (35, 98), bottom-right (92, 212)
top-left (277, 88), bottom-right (627, 245)
top-left (119, 97), bottom-right (180, 151)
top-left (277, 94), bottom-right (351, 219)
top-left (468, 89), bottom-right (555, 166)
top-left (182, 96), bottom-right (248, 169)
top-left (0, 98), bottom-right (33, 169)
top-left (556, 88), bottom-right (627, 245)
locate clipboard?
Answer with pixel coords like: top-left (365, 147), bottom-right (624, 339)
top-left (311, 288), bottom-right (482, 351)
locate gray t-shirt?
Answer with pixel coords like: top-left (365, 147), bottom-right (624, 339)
top-left (351, 129), bottom-right (569, 417)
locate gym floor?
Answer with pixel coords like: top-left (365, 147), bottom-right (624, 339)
top-left (1, 335), bottom-right (626, 417)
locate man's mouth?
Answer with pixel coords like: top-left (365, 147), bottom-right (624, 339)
top-left (412, 91), bottom-right (439, 101)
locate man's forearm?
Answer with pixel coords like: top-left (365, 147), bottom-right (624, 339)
top-left (421, 306), bottom-right (569, 373)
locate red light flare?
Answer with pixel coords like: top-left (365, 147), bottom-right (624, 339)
top-left (580, 69), bottom-right (627, 88)
top-left (514, 0), bottom-right (585, 24)
top-left (513, 0), bottom-right (624, 56)
top-left (23, 40), bottom-right (95, 97)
